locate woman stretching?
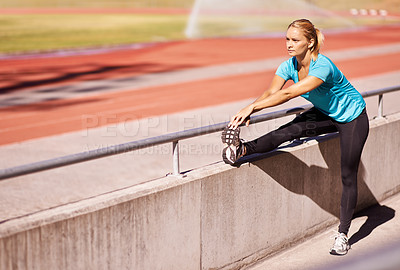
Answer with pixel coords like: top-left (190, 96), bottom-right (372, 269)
top-left (221, 19), bottom-right (369, 255)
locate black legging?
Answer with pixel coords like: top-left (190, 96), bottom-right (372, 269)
top-left (245, 107), bottom-right (369, 235)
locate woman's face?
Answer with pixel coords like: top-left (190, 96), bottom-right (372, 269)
top-left (286, 26), bottom-right (313, 58)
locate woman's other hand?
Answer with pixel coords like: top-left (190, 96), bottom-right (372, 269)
top-left (228, 105), bottom-right (254, 129)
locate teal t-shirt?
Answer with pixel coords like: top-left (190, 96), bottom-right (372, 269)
top-left (275, 54), bottom-right (366, 123)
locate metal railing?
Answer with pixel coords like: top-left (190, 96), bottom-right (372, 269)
top-left (0, 85), bottom-right (399, 181)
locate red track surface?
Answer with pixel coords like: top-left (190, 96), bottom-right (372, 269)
top-left (1, 25), bottom-right (400, 146)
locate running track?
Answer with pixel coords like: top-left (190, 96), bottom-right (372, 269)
top-left (1, 25), bottom-right (400, 146)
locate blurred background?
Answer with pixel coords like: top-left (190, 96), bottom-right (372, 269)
top-left (0, 0), bottom-right (399, 54)
top-left (1, 0), bottom-right (400, 178)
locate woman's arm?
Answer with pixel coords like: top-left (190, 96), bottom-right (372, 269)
top-left (229, 75), bottom-right (324, 128)
top-left (228, 75), bottom-right (286, 128)
top-left (253, 74), bottom-right (287, 104)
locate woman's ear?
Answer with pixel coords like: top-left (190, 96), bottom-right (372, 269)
top-left (308, 39), bottom-right (315, 50)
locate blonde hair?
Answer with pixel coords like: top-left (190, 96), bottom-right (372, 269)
top-left (288, 19), bottom-right (324, 61)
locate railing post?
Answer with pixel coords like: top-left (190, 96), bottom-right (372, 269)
top-left (377, 94), bottom-right (384, 119)
top-left (172, 140), bottom-right (180, 175)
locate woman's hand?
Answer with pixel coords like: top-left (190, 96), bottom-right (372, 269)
top-left (229, 105), bottom-right (254, 129)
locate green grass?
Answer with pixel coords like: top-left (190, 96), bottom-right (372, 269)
top-left (1, 1), bottom-right (399, 55)
top-left (1, 0), bottom-right (399, 12)
top-left (0, 0), bottom-right (193, 8)
top-left (0, 14), bottom-right (188, 54)
top-left (310, 0), bottom-right (400, 12)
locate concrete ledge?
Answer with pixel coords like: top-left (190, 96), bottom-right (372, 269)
top-left (1, 112), bottom-right (400, 270)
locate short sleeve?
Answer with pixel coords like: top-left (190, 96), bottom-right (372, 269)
top-left (308, 57), bottom-right (332, 82)
top-left (275, 59), bottom-right (292, 81)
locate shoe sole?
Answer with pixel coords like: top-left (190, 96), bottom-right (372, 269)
top-left (329, 250), bottom-right (348, 255)
top-left (329, 246), bottom-right (350, 256)
top-left (221, 127), bottom-right (241, 165)
top-left (221, 126), bottom-right (240, 146)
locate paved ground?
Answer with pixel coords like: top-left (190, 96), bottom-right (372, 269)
top-left (245, 191), bottom-right (400, 270)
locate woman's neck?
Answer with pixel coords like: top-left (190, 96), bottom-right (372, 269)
top-left (296, 50), bottom-right (312, 69)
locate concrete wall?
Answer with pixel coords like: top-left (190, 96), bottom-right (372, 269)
top-left (1, 112), bottom-right (400, 270)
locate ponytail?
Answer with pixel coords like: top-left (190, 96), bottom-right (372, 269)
top-left (313, 28), bottom-right (324, 60)
top-left (288, 19), bottom-right (324, 61)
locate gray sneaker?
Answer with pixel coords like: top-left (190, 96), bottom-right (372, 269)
top-left (221, 126), bottom-right (245, 165)
top-left (330, 232), bottom-right (350, 255)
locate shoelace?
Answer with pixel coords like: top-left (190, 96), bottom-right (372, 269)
top-left (330, 231), bottom-right (348, 247)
